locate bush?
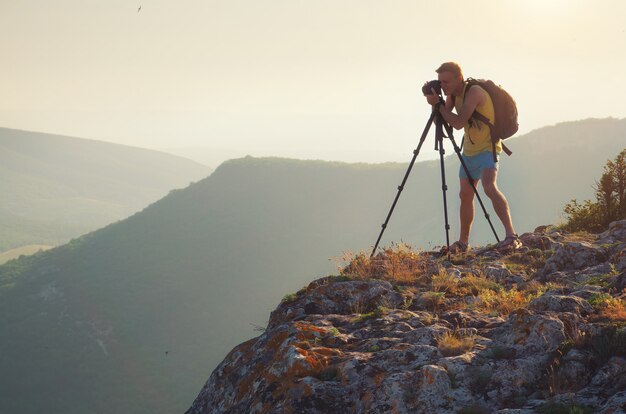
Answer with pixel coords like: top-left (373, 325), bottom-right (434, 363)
top-left (562, 148), bottom-right (626, 232)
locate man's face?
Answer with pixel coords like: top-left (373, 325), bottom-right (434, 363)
top-left (438, 71), bottom-right (462, 96)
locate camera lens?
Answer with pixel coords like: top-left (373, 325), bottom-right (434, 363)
top-left (422, 80), bottom-right (441, 96)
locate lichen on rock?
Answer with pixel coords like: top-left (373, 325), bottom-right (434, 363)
top-left (187, 221), bottom-right (626, 414)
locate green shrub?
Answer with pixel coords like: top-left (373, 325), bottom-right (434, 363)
top-left (562, 148), bottom-right (626, 232)
top-left (354, 306), bottom-right (386, 323)
top-left (281, 293), bottom-right (297, 303)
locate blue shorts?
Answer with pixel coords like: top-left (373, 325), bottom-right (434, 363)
top-left (459, 151), bottom-right (498, 180)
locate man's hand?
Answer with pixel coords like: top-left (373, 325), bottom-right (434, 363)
top-left (444, 93), bottom-right (454, 111)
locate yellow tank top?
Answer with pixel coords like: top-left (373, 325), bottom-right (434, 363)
top-left (454, 84), bottom-right (502, 156)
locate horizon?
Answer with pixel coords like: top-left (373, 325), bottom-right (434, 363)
top-left (2, 1), bottom-right (626, 167)
top-left (2, 115), bottom-right (623, 169)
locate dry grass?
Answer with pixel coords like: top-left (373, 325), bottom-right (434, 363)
top-left (337, 243), bottom-right (429, 284)
top-left (523, 280), bottom-right (562, 297)
top-left (563, 231), bottom-right (597, 244)
top-left (431, 268), bottom-right (458, 293)
top-left (506, 248), bottom-right (551, 274)
top-left (589, 294), bottom-right (626, 322)
top-left (350, 297), bottom-right (368, 315)
top-left (420, 291), bottom-right (447, 313)
top-left (602, 299), bottom-right (626, 322)
top-left (335, 243), bottom-right (571, 320)
top-left (476, 288), bottom-right (533, 316)
top-left (436, 328), bottom-right (476, 357)
top-left (457, 273), bottom-right (502, 296)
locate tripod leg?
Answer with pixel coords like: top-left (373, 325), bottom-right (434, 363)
top-left (370, 110), bottom-right (438, 257)
top-left (435, 121), bottom-right (451, 259)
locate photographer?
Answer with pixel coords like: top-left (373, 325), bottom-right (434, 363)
top-left (425, 62), bottom-right (520, 253)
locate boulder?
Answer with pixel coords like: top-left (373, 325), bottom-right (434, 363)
top-left (598, 220), bottom-right (626, 243)
top-left (268, 278), bottom-right (404, 328)
top-left (540, 242), bottom-right (608, 275)
top-left (528, 294), bottom-right (593, 315)
top-left (489, 310), bottom-right (566, 357)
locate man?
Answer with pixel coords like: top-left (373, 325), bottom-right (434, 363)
top-left (426, 62), bottom-right (521, 253)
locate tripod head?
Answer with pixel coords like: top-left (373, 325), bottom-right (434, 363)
top-left (430, 98), bottom-right (455, 152)
top-left (422, 82), bottom-right (452, 135)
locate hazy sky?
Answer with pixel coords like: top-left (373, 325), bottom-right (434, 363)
top-left (2, 0), bottom-right (626, 166)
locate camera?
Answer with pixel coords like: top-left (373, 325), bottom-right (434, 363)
top-left (422, 79), bottom-right (441, 96)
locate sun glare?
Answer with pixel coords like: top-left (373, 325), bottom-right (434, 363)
top-left (524, 0), bottom-right (576, 13)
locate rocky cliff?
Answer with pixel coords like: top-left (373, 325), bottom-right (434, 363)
top-left (187, 222), bottom-right (626, 414)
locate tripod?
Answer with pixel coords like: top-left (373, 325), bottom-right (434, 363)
top-left (370, 102), bottom-right (500, 259)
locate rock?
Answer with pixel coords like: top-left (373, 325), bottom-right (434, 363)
top-left (540, 242), bottom-right (609, 275)
top-left (486, 357), bottom-right (547, 401)
top-left (414, 292), bottom-right (451, 312)
top-left (482, 261), bottom-right (528, 288)
top-left (610, 271), bottom-right (626, 292)
top-left (577, 263), bottom-right (615, 278)
top-left (563, 348), bottom-right (591, 363)
top-left (440, 309), bottom-right (506, 329)
top-left (489, 310), bottom-right (566, 356)
top-left (597, 390), bottom-right (626, 414)
top-left (590, 357), bottom-right (626, 388)
top-left (598, 219), bottom-right (626, 243)
top-left (413, 365), bottom-right (453, 412)
top-left (448, 267), bottom-right (463, 280)
top-left (187, 223), bottom-right (626, 414)
top-left (483, 262), bottom-right (513, 282)
top-left (554, 358), bottom-right (591, 392)
top-left (402, 324), bottom-right (450, 346)
top-left (528, 294), bottom-right (593, 315)
top-left (613, 245), bottom-right (626, 273)
top-left (533, 225), bottom-right (553, 234)
top-left (571, 285), bottom-right (605, 300)
top-left (268, 278), bottom-right (404, 328)
top-left (539, 270), bottom-right (571, 284)
top-left (521, 232), bottom-right (559, 250)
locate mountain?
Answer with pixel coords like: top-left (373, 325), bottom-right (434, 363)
top-left (0, 118), bottom-right (624, 413)
top-left (187, 221), bottom-right (626, 414)
top-left (0, 127), bottom-right (212, 252)
top-left (0, 245), bottom-right (52, 265)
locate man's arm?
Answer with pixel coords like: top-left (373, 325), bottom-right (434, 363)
top-left (438, 87), bottom-right (485, 130)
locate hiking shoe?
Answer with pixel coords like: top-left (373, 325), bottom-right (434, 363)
top-left (440, 240), bottom-right (469, 255)
top-left (496, 234), bottom-right (522, 251)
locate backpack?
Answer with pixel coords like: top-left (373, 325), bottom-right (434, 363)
top-left (462, 78), bottom-right (518, 159)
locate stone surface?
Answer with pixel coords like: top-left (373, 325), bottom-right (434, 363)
top-left (598, 219), bottom-right (626, 243)
top-left (597, 391), bottom-right (626, 414)
top-left (540, 241), bottom-right (608, 275)
top-left (187, 221), bottom-right (626, 414)
top-left (528, 293), bottom-right (593, 315)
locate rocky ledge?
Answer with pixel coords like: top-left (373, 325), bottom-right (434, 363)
top-left (187, 221), bottom-right (626, 414)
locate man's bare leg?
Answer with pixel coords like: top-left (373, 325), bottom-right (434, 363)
top-left (459, 178), bottom-right (479, 245)
top-left (481, 168), bottom-right (516, 237)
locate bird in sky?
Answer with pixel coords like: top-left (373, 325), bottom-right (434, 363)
top-left (138, 5), bottom-right (142, 13)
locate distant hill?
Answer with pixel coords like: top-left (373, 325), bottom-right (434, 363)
top-left (0, 118), bottom-right (624, 413)
top-left (0, 127), bottom-right (212, 251)
top-left (0, 245), bottom-right (53, 265)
